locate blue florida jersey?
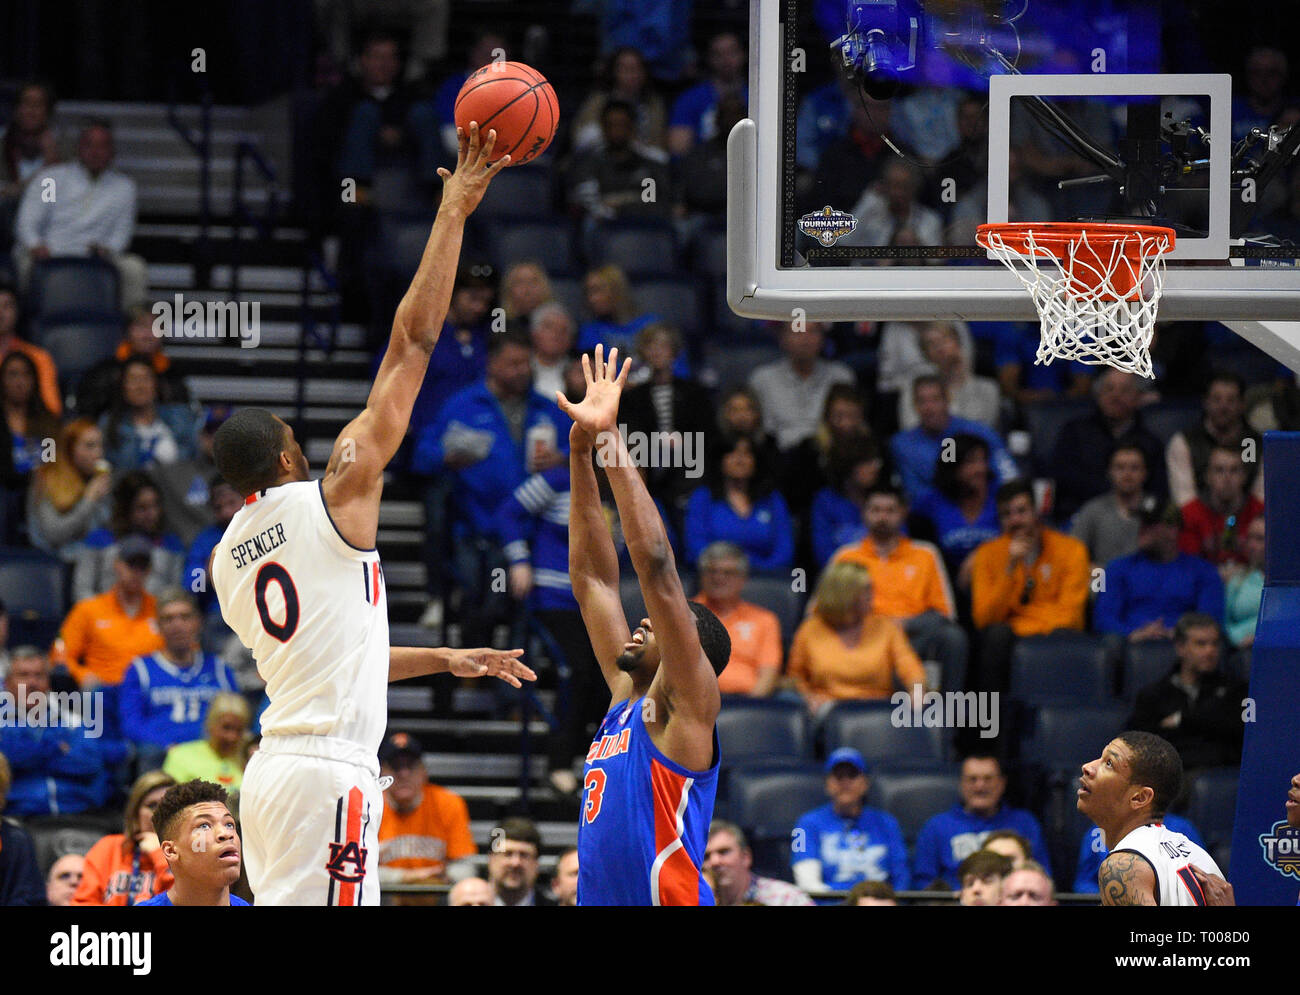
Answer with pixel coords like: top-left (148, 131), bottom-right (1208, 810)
top-left (577, 696), bottom-right (719, 906)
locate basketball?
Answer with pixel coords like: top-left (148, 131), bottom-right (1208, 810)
top-left (453, 61), bottom-right (560, 166)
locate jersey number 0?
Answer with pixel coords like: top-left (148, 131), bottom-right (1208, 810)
top-left (255, 562), bottom-right (301, 642)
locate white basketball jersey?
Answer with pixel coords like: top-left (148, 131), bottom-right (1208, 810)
top-left (211, 480), bottom-right (389, 758)
top-left (1110, 823), bottom-right (1222, 906)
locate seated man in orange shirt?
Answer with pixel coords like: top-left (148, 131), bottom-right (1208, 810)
top-left (376, 732), bottom-right (476, 888)
top-left (969, 480), bottom-right (1089, 697)
top-left (53, 534), bottom-right (164, 689)
top-left (788, 561), bottom-right (926, 715)
top-left (691, 542), bottom-right (782, 697)
top-left (834, 484), bottom-right (968, 691)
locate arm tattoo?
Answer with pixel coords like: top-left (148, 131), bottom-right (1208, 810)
top-left (1099, 852), bottom-right (1156, 906)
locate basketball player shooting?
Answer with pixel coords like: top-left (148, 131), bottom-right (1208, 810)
top-left (558, 344), bottom-right (731, 906)
top-left (1077, 731), bottom-right (1228, 906)
top-left (209, 123), bottom-right (535, 906)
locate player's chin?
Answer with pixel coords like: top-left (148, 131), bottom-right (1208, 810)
top-left (614, 649), bottom-right (641, 673)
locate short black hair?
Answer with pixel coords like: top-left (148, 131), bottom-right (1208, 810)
top-left (494, 816), bottom-right (541, 852)
top-left (602, 98), bottom-right (637, 121)
top-left (1206, 370), bottom-right (1246, 397)
top-left (961, 751), bottom-right (1005, 775)
top-left (688, 601), bottom-right (731, 677)
top-left (487, 329), bottom-right (531, 357)
top-left (1107, 442), bottom-right (1148, 468)
top-left (865, 483), bottom-right (906, 505)
top-left (152, 780), bottom-right (231, 843)
top-left (1117, 730), bottom-right (1183, 818)
top-left (932, 433), bottom-right (990, 502)
top-left (995, 478), bottom-right (1035, 508)
top-left (213, 408), bottom-right (287, 497)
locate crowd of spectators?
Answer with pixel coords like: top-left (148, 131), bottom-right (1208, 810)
top-left (0, 5), bottom-right (1293, 905)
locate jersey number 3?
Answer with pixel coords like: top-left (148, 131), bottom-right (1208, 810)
top-left (255, 563), bottom-right (301, 642)
top-left (583, 769), bottom-right (606, 824)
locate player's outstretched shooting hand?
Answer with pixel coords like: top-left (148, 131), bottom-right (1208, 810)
top-left (555, 343), bottom-right (632, 439)
top-left (437, 121), bottom-right (510, 216)
top-left (447, 647), bottom-right (536, 688)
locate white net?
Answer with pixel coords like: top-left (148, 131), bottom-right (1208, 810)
top-left (978, 225), bottom-right (1174, 379)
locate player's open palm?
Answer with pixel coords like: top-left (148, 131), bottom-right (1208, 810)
top-left (556, 344), bottom-right (632, 439)
top-left (437, 121), bottom-right (510, 216)
top-left (447, 647), bottom-right (537, 688)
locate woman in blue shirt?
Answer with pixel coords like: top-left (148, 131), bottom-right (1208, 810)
top-left (684, 434), bottom-right (793, 573)
top-left (910, 433), bottom-right (1000, 591)
top-left (1, 351), bottom-right (58, 542)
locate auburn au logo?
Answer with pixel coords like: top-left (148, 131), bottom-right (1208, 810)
top-left (326, 841), bottom-right (369, 883)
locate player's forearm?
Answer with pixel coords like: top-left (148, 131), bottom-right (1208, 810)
top-left (602, 430), bottom-right (672, 570)
top-left (391, 204), bottom-right (468, 354)
top-left (388, 646), bottom-right (456, 683)
top-left (569, 434), bottom-right (620, 589)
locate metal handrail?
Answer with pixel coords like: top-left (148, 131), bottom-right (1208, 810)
top-left (165, 73), bottom-right (212, 278)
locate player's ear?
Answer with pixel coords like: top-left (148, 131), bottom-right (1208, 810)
top-left (160, 838), bottom-right (178, 863)
top-left (1130, 784), bottom-right (1155, 811)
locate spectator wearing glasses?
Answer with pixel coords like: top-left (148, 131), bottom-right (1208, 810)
top-left (691, 542), bottom-right (782, 698)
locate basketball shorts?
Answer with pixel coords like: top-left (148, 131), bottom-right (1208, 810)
top-left (241, 735), bottom-right (385, 906)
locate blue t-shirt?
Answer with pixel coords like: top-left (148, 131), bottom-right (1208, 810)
top-left (577, 696), bottom-right (718, 906)
top-left (810, 487), bottom-right (868, 568)
top-left (912, 803), bottom-right (1051, 888)
top-left (793, 803), bottom-right (911, 891)
top-left (1093, 552), bottom-right (1225, 636)
top-left (910, 489), bottom-right (1001, 579)
top-left (136, 891), bottom-right (250, 906)
top-left (683, 486), bottom-right (794, 572)
top-left (1074, 814), bottom-right (1203, 893)
top-left (987, 320), bottom-right (1090, 390)
top-left (577, 315), bottom-right (689, 379)
top-left (669, 81), bottom-right (748, 145)
top-left (890, 418), bottom-right (1018, 501)
top-left (119, 652), bottom-right (238, 749)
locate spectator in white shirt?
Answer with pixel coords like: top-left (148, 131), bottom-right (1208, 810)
top-left (899, 321), bottom-right (1001, 430)
top-left (748, 320), bottom-right (856, 451)
top-left (529, 302), bottom-right (576, 403)
top-left (14, 119), bottom-right (147, 309)
top-left (843, 160), bottom-right (944, 248)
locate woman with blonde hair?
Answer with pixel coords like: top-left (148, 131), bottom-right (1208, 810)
top-left (501, 260), bottom-right (554, 324)
top-left (71, 770), bottom-right (176, 905)
top-left (163, 692), bottom-right (252, 792)
top-left (26, 418), bottom-right (113, 558)
top-left (788, 562), bottom-right (926, 716)
top-left (577, 265), bottom-right (686, 375)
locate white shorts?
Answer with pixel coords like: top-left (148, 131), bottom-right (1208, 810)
top-left (241, 736), bottom-right (385, 906)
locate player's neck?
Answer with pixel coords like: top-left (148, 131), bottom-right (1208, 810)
top-left (166, 878), bottom-right (232, 907)
top-left (1103, 811), bottom-right (1161, 849)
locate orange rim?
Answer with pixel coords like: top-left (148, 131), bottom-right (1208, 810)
top-left (977, 222), bottom-right (1176, 299)
top-left (976, 222), bottom-right (1176, 256)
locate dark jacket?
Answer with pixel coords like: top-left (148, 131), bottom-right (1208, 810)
top-left (1050, 408), bottom-right (1168, 520)
top-left (620, 377), bottom-right (716, 509)
top-left (1128, 667), bottom-right (1247, 770)
top-left (0, 817), bottom-right (46, 906)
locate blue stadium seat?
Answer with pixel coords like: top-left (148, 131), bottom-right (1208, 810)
top-left (822, 700), bottom-right (949, 769)
top-left (475, 165), bottom-right (553, 220)
top-left (716, 697), bottom-right (811, 765)
top-left (1140, 400), bottom-right (1199, 447)
top-left (25, 813), bottom-right (120, 874)
top-left (0, 546), bottom-right (66, 645)
top-left (1121, 639), bottom-right (1178, 701)
top-left (370, 165), bottom-right (421, 213)
top-left (40, 320), bottom-right (124, 390)
top-left (1023, 398), bottom-right (1092, 475)
top-left (549, 276), bottom-right (585, 322)
top-left (26, 258), bottom-right (120, 344)
top-left (1010, 632), bottom-right (1115, 706)
top-left (696, 224), bottom-right (727, 279)
top-left (1019, 704), bottom-right (1128, 768)
top-left (726, 765), bottom-right (826, 877)
top-left (737, 575), bottom-right (806, 649)
top-left (490, 220), bottom-right (576, 274)
top-left (701, 341), bottom-right (782, 392)
top-left (382, 212), bottom-right (439, 281)
top-left (867, 769), bottom-right (962, 845)
top-left (1185, 766), bottom-right (1239, 853)
top-left (588, 220), bottom-right (678, 277)
top-left (635, 278), bottom-right (701, 337)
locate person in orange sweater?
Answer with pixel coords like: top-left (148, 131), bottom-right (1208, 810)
top-left (788, 561), bottom-right (926, 715)
top-left (376, 733), bottom-right (476, 889)
top-left (71, 769), bottom-right (176, 906)
top-left (692, 541), bottom-right (782, 697)
top-left (52, 534), bottom-right (164, 688)
top-left (969, 479), bottom-right (1090, 695)
top-left (833, 484), bottom-right (968, 691)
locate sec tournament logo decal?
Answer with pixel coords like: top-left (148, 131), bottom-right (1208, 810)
top-left (799, 206), bottom-right (858, 247)
top-left (1259, 821), bottom-right (1300, 881)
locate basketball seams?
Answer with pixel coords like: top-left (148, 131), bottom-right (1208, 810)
top-left (453, 62), bottom-right (559, 165)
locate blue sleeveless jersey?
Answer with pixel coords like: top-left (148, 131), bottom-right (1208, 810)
top-left (576, 696), bottom-right (719, 906)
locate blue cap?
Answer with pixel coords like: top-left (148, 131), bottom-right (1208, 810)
top-left (825, 747), bottom-right (869, 775)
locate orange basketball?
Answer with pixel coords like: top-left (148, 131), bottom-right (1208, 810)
top-left (453, 61), bottom-right (560, 166)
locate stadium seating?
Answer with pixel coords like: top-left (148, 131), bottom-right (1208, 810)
top-left (1185, 766), bottom-right (1240, 856)
top-left (549, 276), bottom-right (586, 321)
top-left (25, 258), bottom-right (121, 344)
top-left (726, 764), bottom-right (826, 878)
top-left (587, 219), bottom-right (678, 277)
top-left (737, 574), bottom-right (806, 649)
top-left (1023, 397), bottom-right (1092, 475)
top-left (490, 219), bottom-right (577, 274)
top-left (1120, 639), bottom-right (1178, 701)
top-left (1019, 704), bottom-right (1128, 768)
top-left (1140, 400), bottom-right (1199, 447)
top-left (25, 813), bottom-right (120, 875)
top-left (40, 319), bottom-right (128, 390)
top-left (0, 546), bottom-right (67, 646)
top-left (475, 165), bottom-right (554, 220)
top-left (634, 278), bottom-right (701, 337)
top-left (866, 769), bottom-right (962, 845)
top-left (821, 700), bottom-right (949, 769)
top-left (701, 340), bottom-right (782, 392)
top-left (1009, 632), bottom-right (1115, 706)
top-left (716, 697), bottom-right (811, 764)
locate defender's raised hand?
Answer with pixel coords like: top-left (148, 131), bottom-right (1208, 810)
top-left (556, 344), bottom-right (632, 439)
top-left (437, 121), bottom-right (511, 216)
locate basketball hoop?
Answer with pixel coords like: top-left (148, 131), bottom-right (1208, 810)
top-left (976, 222), bottom-right (1177, 379)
